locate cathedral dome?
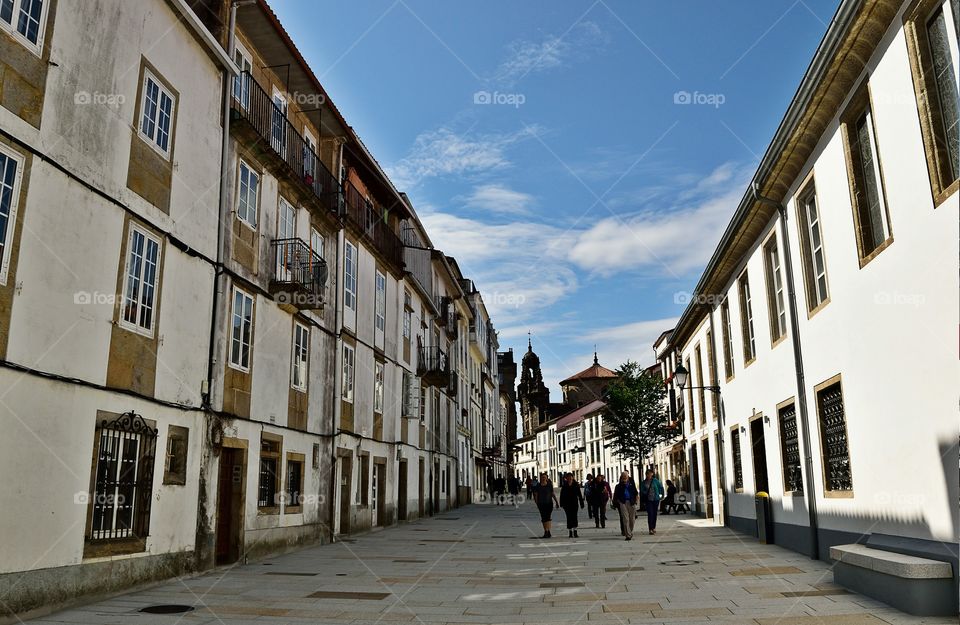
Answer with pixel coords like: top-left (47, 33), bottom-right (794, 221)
top-left (522, 338), bottom-right (539, 367)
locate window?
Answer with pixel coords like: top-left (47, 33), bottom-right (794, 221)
top-left (374, 361), bottom-right (384, 413)
top-left (796, 183), bottom-right (829, 311)
top-left (310, 228), bottom-right (325, 259)
top-left (139, 70), bottom-right (175, 158)
top-left (0, 142), bottom-right (23, 286)
top-left (344, 241), bottom-right (357, 311)
top-left (303, 129), bottom-right (317, 179)
top-left (258, 436), bottom-right (281, 509)
top-left (730, 428), bottom-right (743, 491)
top-left (341, 344), bottom-right (355, 402)
top-left (271, 89), bottom-right (287, 154)
top-left (737, 271), bottom-right (756, 364)
top-left (763, 235), bottom-right (787, 344)
top-left (0, 0), bottom-right (47, 49)
top-left (162, 425), bottom-right (188, 486)
top-left (694, 344), bottom-right (705, 426)
top-left (685, 357), bottom-right (694, 431)
top-left (841, 84), bottom-right (892, 261)
top-left (720, 299), bottom-right (735, 380)
top-left (705, 330), bottom-right (719, 421)
top-left (232, 42), bottom-right (252, 110)
top-left (816, 378), bottom-right (853, 493)
top-left (375, 270), bottom-right (386, 332)
top-left (229, 288), bottom-right (254, 371)
top-left (291, 322), bottom-right (308, 391)
top-left (285, 455), bottom-right (304, 511)
top-left (905, 0), bottom-right (960, 205)
top-left (88, 412), bottom-right (158, 542)
top-left (120, 225), bottom-right (162, 335)
top-left (403, 291), bottom-right (412, 340)
top-left (778, 401), bottom-right (803, 494)
top-left (236, 160), bottom-right (259, 229)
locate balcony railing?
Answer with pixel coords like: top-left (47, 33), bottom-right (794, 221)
top-left (230, 72), bottom-right (341, 217)
top-left (343, 180), bottom-right (404, 271)
top-left (270, 238), bottom-right (327, 309)
top-left (417, 345), bottom-right (449, 387)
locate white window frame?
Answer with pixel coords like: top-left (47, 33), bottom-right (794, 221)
top-left (291, 322), bottom-right (309, 391)
top-left (119, 224), bottom-right (162, 336)
top-left (271, 87), bottom-right (287, 155)
top-left (138, 69), bottom-right (175, 159)
top-left (375, 270), bottom-right (386, 332)
top-left (0, 144), bottom-right (24, 286)
top-left (800, 187), bottom-right (829, 308)
top-left (344, 241), bottom-right (357, 311)
top-left (236, 159), bottom-right (259, 229)
top-left (342, 344), bottom-right (355, 402)
top-left (374, 361), bottom-right (385, 414)
top-left (232, 41), bottom-right (252, 110)
top-left (764, 236), bottom-right (787, 343)
top-left (0, 0), bottom-right (48, 54)
top-left (738, 271), bottom-right (756, 363)
top-left (310, 228), bottom-right (325, 259)
top-left (229, 287), bottom-right (254, 372)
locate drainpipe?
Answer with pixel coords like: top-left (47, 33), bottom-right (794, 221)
top-left (753, 183), bottom-right (820, 560)
top-left (330, 197), bottom-right (345, 541)
top-left (706, 310), bottom-right (729, 528)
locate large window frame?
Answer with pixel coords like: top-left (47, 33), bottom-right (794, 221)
top-left (375, 270), bottom-right (386, 332)
top-left (119, 224), bottom-right (162, 337)
top-left (795, 179), bottom-right (830, 315)
top-left (904, 0), bottom-right (960, 207)
top-left (236, 159), bottom-right (260, 229)
top-left (720, 299), bottom-right (735, 381)
top-left (737, 270), bottom-right (756, 366)
top-left (344, 240), bottom-right (357, 312)
top-left (138, 69), bottom-right (176, 160)
top-left (815, 375), bottom-right (854, 496)
top-left (341, 343), bottom-right (355, 403)
top-left (0, 145), bottom-right (24, 287)
top-left (257, 434), bottom-right (282, 513)
top-left (374, 360), bottom-right (385, 414)
top-left (229, 287), bottom-right (254, 372)
top-left (291, 321), bottom-right (309, 392)
top-left (0, 0), bottom-right (48, 53)
top-left (763, 233), bottom-right (787, 347)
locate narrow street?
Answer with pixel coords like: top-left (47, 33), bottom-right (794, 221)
top-left (27, 504), bottom-right (953, 625)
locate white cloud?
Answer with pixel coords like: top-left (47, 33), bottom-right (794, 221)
top-left (463, 184), bottom-right (535, 216)
top-left (387, 126), bottom-right (542, 188)
top-left (493, 22), bottom-right (606, 85)
top-left (568, 162), bottom-right (751, 277)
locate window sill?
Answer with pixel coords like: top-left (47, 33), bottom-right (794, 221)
top-left (743, 357), bottom-right (757, 369)
top-left (83, 537), bottom-right (147, 559)
top-left (806, 297), bottom-right (831, 320)
top-left (257, 507), bottom-right (280, 516)
top-left (822, 489), bottom-right (854, 499)
top-left (857, 236), bottom-right (893, 269)
top-left (770, 334), bottom-right (787, 350)
top-left (932, 180), bottom-right (958, 208)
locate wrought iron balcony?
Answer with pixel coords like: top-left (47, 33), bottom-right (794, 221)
top-left (270, 238), bottom-right (327, 309)
top-left (343, 180), bottom-right (404, 271)
top-left (417, 345), bottom-right (449, 387)
top-left (230, 71), bottom-right (341, 217)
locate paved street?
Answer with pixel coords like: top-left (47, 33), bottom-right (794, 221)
top-left (25, 504), bottom-right (954, 625)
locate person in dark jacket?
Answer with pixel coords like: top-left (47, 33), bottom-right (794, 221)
top-left (558, 473), bottom-right (585, 538)
top-left (583, 474), bottom-right (595, 520)
top-left (639, 469), bottom-right (665, 534)
top-left (660, 479), bottom-right (678, 514)
top-left (590, 474), bottom-right (612, 528)
top-left (533, 473), bottom-right (559, 538)
top-left (612, 471), bottom-right (639, 540)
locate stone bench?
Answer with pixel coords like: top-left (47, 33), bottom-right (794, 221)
top-left (830, 544), bottom-right (956, 616)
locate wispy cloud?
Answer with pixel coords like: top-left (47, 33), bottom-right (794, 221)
top-left (462, 183), bottom-right (535, 216)
top-left (568, 162), bottom-right (751, 277)
top-left (387, 125), bottom-right (543, 188)
top-left (491, 21), bottom-right (607, 86)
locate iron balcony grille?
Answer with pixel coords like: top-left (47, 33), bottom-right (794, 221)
top-left (343, 180), bottom-right (404, 271)
top-left (230, 71), bottom-right (341, 217)
top-left (88, 412), bottom-right (158, 542)
top-left (417, 345), bottom-right (450, 387)
top-left (270, 238), bottom-right (328, 309)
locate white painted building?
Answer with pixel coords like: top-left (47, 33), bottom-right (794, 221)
top-left (650, 0), bottom-right (958, 580)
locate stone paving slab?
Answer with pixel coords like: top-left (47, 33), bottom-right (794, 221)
top-left (22, 504), bottom-right (959, 625)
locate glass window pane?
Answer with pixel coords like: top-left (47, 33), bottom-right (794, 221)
top-left (927, 8), bottom-right (960, 180)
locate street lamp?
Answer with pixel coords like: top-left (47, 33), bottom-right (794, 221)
top-left (673, 362), bottom-right (720, 393)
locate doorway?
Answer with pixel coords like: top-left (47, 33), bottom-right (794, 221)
top-left (216, 447), bottom-right (244, 565)
top-left (338, 455), bottom-right (352, 535)
top-left (417, 458), bottom-right (425, 518)
top-left (375, 464), bottom-right (387, 527)
top-left (397, 460), bottom-right (408, 521)
top-left (690, 442), bottom-right (700, 515)
top-left (702, 439), bottom-right (714, 518)
top-left (751, 418), bottom-right (769, 494)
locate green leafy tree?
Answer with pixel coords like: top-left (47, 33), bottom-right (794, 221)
top-left (603, 361), bottom-right (671, 467)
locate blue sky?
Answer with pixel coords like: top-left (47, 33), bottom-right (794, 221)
top-left (272, 0), bottom-right (840, 396)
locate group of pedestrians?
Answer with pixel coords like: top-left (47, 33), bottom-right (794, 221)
top-left (531, 469), bottom-right (666, 540)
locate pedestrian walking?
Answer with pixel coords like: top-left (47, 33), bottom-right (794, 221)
top-left (533, 473), bottom-right (559, 538)
top-left (495, 475), bottom-right (506, 506)
top-left (590, 474), bottom-right (612, 528)
top-left (612, 471), bottom-right (639, 540)
top-left (583, 474), bottom-right (594, 520)
top-left (559, 473), bottom-right (585, 538)
top-left (525, 476), bottom-right (534, 499)
top-left (640, 469), bottom-right (665, 534)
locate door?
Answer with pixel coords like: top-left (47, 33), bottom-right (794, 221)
top-left (375, 464), bottom-right (387, 526)
top-left (271, 88), bottom-right (287, 155)
top-left (397, 460), bottom-right (408, 521)
top-left (702, 439), bottom-right (714, 518)
top-left (689, 442), bottom-right (700, 515)
top-left (216, 448), bottom-right (244, 565)
top-left (277, 197), bottom-right (296, 281)
top-left (338, 456), bottom-right (352, 535)
top-left (418, 458), bottom-right (425, 518)
top-left (371, 463), bottom-right (380, 527)
top-left (751, 418), bottom-right (769, 494)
